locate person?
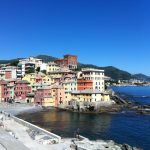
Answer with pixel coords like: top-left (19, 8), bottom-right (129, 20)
top-left (76, 128), bottom-right (80, 139)
top-left (74, 131), bottom-right (77, 139)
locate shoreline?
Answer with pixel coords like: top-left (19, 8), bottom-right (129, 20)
top-left (0, 111), bottom-right (141, 150)
top-left (0, 103), bottom-right (142, 150)
top-left (0, 102), bottom-right (43, 116)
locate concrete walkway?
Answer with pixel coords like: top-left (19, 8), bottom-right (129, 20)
top-left (0, 129), bottom-right (29, 150)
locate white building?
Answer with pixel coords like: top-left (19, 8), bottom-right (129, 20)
top-left (0, 66), bottom-right (17, 79)
top-left (81, 68), bottom-right (105, 91)
top-left (40, 63), bottom-right (47, 71)
top-left (17, 57), bottom-right (43, 78)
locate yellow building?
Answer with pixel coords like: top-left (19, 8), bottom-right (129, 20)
top-left (26, 93), bottom-right (35, 103)
top-left (23, 73), bottom-right (36, 85)
top-left (46, 62), bottom-right (60, 73)
top-left (22, 72), bottom-right (53, 85)
top-left (42, 75), bottom-right (54, 85)
top-left (101, 93), bottom-right (110, 101)
top-left (42, 96), bottom-right (55, 107)
top-left (71, 89), bottom-right (110, 103)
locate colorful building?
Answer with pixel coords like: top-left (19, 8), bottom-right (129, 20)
top-left (0, 66), bottom-right (17, 79)
top-left (46, 62), bottom-right (60, 73)
top-left (54, 54), bottom-right (77, 70)
top-left (80, 68), bottom-right (105, 91)
top-left (0, 79), bottom-right (16, 102)
top-left (31, 83), bottom-right (50, 93)
top-left (62, 79), bottom-right (77, 105)
top-left (22, 72), bottom-right (54, 86)
top-left (15, 80), bottom-right (31, 101)
top-left (17, 57), bottom-right (43, 78)
top-left (77, 79), bottom-right (93, 90)
top-left (51, 84), bottom-right (65, 107)
top-left (71, 89), bottom-right (110, 103)
top-left (34, 86), bottom-right (54, 107)
top-left (6, 79), bottom-right (16, 100)
top-left (0, 80), bottom-right (8, 102)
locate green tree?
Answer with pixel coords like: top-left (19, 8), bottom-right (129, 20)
top-left (41, 70), bottom-right (47, 74)
top-left (10, 60), bottom-right (19, 66)
top-left (26, 68), bottom-right (35, 74)
top-left (36, 67), bottom-right (40, 72)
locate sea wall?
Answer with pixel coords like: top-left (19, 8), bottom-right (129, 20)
top-left (1, 111), bottom-right (61, 143)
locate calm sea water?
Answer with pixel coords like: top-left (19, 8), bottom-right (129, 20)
top-left (18, 86), bottom-right (150, 150)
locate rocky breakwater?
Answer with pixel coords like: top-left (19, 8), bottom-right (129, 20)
top-left (95, 94), bottom-right (131, 113)
top-left (70, 136), bottom-right (141, 150)
top-left (111, 93), bottom-right (150, 115)
top-left (131, 105), bottom-right (150, 115)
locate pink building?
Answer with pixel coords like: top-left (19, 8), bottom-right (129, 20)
top-left (0, 80), bottom-right (17, 102)
top-left (34, 85), bottom-right (65, 107)
top-left (51, 84), bottom-right (65, 107)
top-left (34, 86), bottom-right (51, 105)
top-left (6, 79), bottom-right (16, 100)
top-left (0, 80), bottom-right (8, 101)
top-left (15, 80), bottom-right (31, 100)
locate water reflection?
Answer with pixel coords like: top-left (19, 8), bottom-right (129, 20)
top-left (18, 109), bottom-right (150, 150)
top-left (19, 110), bottom-right (112, 139)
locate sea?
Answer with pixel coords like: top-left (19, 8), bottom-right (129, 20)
top-left (18, 86), bottom-right (150, 150)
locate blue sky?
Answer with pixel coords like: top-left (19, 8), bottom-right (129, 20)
top-left (0, 0), bottom-right (150, 75)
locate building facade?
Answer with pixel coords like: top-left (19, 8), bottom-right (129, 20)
top-left (51, 84), bottom-right (65, 107)
top-left (46, 62), bottom-right (60, 73)
top-left (14, 80), bottom-right (31, 100)
top-left (80, 68), bottom-right (105, 91)
top-left (0, 66), bottom-right (17, 79)
top-left (77, 79), bottom-right (93, 91)
top-left (54, 54), bottom-right (77, 70)
top-left (17, 57), bottom-right (43, 78)
top-left (34, 86), bottom-right (53, 106)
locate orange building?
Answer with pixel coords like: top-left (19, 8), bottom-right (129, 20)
top-left (77, 79), bottom-right (93, 91)
top-left (54, 54), bottom-right (77, 69)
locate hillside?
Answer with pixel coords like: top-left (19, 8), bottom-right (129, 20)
top-left (132, 74), bottom-right (150, 81)
top-left (0, 58), bottom-right (21, 65)
top-left (0, 55), bottom-right (57, 66)
top-left (0, 55), bottom-right (149, 81)
top-left (36, 55), bottom-right (57, 63)
top-left (77, 63), bottom-right (132, 80)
